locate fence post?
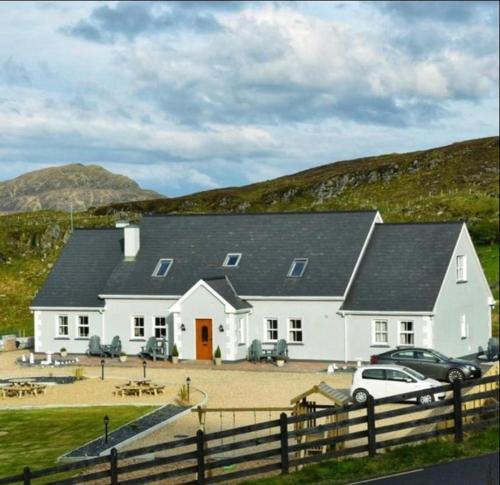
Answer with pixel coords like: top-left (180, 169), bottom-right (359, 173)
top-left (196, 429), bottom-right (206, 485)
top-left (280, 412), bottom-right (289, 475)
top-left (366, 394), bottom-right (377, 457)
top-left (23, 466), bottom-right (31, 485)
top-left (110, 448), bottom-right (118, 485)
top-left (452, 380), bottom-right (463, 443)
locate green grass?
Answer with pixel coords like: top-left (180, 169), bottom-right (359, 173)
top-left (245, 426), bottom-right (499, 485)
top-left (0, 406), bottom-right (156, 477)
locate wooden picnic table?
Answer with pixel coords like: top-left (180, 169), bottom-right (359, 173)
top-left (0, 382), bottom-right (46, 398)
top-left (113, 381), bottom-right (165, 398)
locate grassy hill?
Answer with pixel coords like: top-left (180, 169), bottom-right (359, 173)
top-left (95, 136), bottom-right (499, 244)
top-left (0, 136), bottom-right (498, 337)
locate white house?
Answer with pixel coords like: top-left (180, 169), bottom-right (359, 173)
top-left (31, 211), bottom-right (494, 362)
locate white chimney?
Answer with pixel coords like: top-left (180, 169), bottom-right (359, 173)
top-left (124, 225), bottom-right (140, 260)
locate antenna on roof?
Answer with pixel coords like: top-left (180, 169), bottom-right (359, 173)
top-left (70, 201), bottom-right (74, 232)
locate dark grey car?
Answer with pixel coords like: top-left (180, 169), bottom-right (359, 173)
top-left (370, 347), bottom-right (482, 382)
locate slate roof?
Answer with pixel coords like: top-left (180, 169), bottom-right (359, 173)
top-left (341, 223), bottom-right (463, 312)
top-left (32, 229), bottom-right (123, 308)
top-left (100, 211), bottom-right (378, 298)
top-left (202, 276), bottom-right (251, 310)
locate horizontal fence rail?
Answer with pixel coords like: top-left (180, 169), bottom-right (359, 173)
top-left (0, 374), bottom-right (498, 485)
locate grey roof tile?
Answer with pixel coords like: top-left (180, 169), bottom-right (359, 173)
top-left (202, 276), bottom-right (251, 310)
top-left (32, 229), bottom-right (123, 308)
top-left (101, 211), bottom-right (378, 298)
top-left (341, 223), bottom-right (463, 312)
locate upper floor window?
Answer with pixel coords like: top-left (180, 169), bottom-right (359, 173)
top-left (288, 258), bottom-right (308, 277)
top-left (152, 258), bottom-right (173, 277)
top-left (456, 255), bottom-right (467, 282)
top-left (223, 253), bottom-right (242, 267)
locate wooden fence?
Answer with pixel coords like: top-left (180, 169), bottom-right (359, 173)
top-left (0, 374), bottom-right (498, 485)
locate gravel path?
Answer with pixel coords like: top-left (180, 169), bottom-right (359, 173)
top-left (64, 404), bottom-right (189, 459)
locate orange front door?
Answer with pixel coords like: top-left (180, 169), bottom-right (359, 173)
top-left (196, 319), bottom-right (213, 360)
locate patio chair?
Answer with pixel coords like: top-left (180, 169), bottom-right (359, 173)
top-left (140, 337), bottom-right (157, 359)
top-left (87, 335), bottom-right (105, 357)
top-left (152, 338), bottom-right (169, 361)
top-left (270, 339), bottom-right (289, 362)
top-left (103, 336), bottom-right (122, 358)
top-left (248, 339), bottom-right (263, 363)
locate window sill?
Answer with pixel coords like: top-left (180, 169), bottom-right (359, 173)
top-left (129, 338), bottom-right (146, 342)
top-left (238, 343), bottom-right (247, 347)
top-left (74, 337), bottom-right (90, 341)
top-left (370, 344), bottom-right (390, 348)
top-left (54, 337), bottom-right (70, 340)
top-left (456, 280), bottom-right (468, 284)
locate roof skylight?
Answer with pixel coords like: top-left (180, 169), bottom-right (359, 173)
top-left (288, 258), bottom-right (308, 277)
top-left (152, 258), bottom-right (173, 277)
top-left (223, 253), bottom-right (242, 267)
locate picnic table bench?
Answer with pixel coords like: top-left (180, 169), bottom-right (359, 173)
top-left (0, 382), bottom-right (47, 398)
top-left (113, 380), bottom-right (165, 397)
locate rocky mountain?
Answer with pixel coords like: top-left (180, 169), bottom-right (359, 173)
top-left (0, 163), bottom-right (164, 212)
top-left (95, 136), bottom-right (499, 244)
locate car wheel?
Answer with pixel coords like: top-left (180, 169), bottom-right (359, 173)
top-left (447, 368), bottom-right (465, 383)
top-left (418, 394), bottom-right (434, 405)
top-left (353, 389), bottom-right (369, 404)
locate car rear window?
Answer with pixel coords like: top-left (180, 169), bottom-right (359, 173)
top-left (362, 369), bottom-right (385, 380)
top-left (394, 350), bottom-right (415, 359)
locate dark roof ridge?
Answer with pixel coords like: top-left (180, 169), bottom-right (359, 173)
top-left (202, 275), bottom-right (227, 281)
top-left (142, 210), bottom-right (378, 218)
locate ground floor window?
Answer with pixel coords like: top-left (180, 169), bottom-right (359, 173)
top-left (238, 317), bottom-right (246, 344)
top-left (57, 315), bottom-right (69, 337)
top-left (399, 320), bottom-right (414, 346)
top-left (288, 318), bottom-right (303, 343)
top-left (154, 317), bottom-right (167, 338)
top-left (265, 318), bottom-right (278, 341)
top-left (373, 320), bottom-right (388, 345)
top-left (77, 315), bottom-right (89, 338)
top-left (133, 316), bottom-right (145, 338)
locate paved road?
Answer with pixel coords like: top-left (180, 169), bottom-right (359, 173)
top-left (348, 452), bottom-right (499, 485)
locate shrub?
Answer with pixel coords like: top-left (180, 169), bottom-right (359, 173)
top-left (172, 344), bottom-right (179, 357)
top-left (60, 347), bottom-right (67, 353)
top-left (214, 346), bottom-right (221, 359)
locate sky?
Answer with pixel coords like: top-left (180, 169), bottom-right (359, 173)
top-left (0, 1), bottom-right (498, 196)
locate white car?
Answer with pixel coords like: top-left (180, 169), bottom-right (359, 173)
top-left (350, 364), bottom-right (446, 405)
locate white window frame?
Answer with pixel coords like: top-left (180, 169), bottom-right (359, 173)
top-left (288, 318), bottom-right (303, 343)
top-left (56, 315), bottom-right (69, 337)
top-left (264, 318), bottom-right (279, 342)
top-left (77, 315), bottom-right (90, 338)
top-left (223, 253), bottom-right (242, 267)
top-left (132, 316), bottom-right (145, 339)
top-left (153, 316), bottom-right (167, 339)
top-left (238, 317), bottom-right (246, 345)
top-left (456, 255), bottom-right (467, 282)
top-left (287, 258), bottom-right (308, 278)
top-left (398, 320), bottom-right (415, 346)
top-left (152, 258), bottom-right (173, 277)
top-left (372, 319), bottom-right (389, 346)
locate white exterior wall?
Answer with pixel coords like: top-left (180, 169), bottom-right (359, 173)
top-left (105, 298), bottom-right (176, 355)
top-left (345, 314), bottom-right (431, 362)
top-left (35, 309), bottom-right (103, 354)
top-left (432, 227), bottom-right (493, 358)
top-left (246, 299), bottom-right (345, 361)
top-left (173, 285), bottom-right (239, 360)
